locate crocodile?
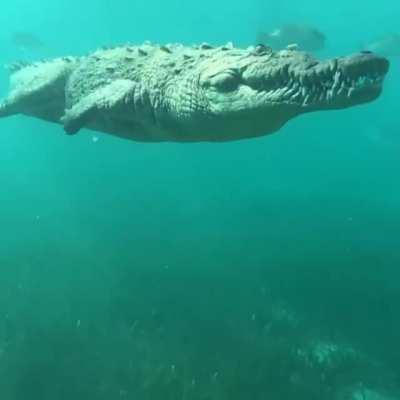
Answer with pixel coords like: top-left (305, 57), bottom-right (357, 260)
top-left (0, 42), bottom-right (390, 142)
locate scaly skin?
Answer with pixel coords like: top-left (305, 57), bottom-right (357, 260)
top-left (0, 42), bottom-right (390, 142)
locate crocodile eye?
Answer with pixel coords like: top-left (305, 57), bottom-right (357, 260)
top-left (253, 44), bottom-right (272, 56)
top-left (209, 72), bottom-right (240, 92)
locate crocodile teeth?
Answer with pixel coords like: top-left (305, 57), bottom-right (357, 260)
top-left (292, 92), bottom-right (301, 101)
top-left (303, 94), bottom-right (311, 106)
top-left (329, 59), bottom-right (338, 73)
top-left (285, 87), bottom-right (297, 97)
top-left (347, 88), bottom-right (355, 97)
top-left (332, 71), bottom-right (341, 89)
top-left (274, 65), bottom-right (383, 105)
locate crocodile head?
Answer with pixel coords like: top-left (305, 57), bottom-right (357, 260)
top-left (167, 46), bottom-right (389, 141)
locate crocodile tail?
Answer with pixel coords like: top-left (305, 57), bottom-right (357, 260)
top-left (0, 101), bottom-right (15, 118)
top-left (0, 62), bottom-right (30, 118)
top-left (0, 102), bottom-right (7, 117)
top-left (0, 57), bottom-right (75, 120)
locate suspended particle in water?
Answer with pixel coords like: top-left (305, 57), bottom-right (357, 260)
top-left (212, 371), bottom-right (219, 381)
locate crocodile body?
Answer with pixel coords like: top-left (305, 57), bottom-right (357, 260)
top-left (0, 42), bottom-right (390, 142)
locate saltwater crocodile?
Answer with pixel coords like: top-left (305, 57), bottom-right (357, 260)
top-left (0, 42), bottom-right (390, 142)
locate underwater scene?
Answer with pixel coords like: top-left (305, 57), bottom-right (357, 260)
top-left (0, 0), bottom-right (399, 399)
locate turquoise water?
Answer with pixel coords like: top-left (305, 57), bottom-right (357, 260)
top-left (0, 1), bottom-right (399, 399)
